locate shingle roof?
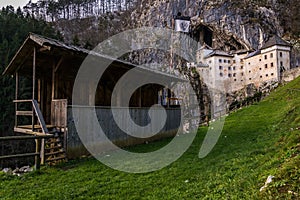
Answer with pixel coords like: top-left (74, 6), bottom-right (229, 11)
top-left (3, 33), bottom-right (186, 81)
top-left (204, 50), bottom-right (233, 58)
top-left (261, 35), bottom-right (291, 50)
top-left (244, 50), bottom-right (261, 59)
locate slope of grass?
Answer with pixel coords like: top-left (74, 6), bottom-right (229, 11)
top-left (1, 78), bottom-right (300, 199)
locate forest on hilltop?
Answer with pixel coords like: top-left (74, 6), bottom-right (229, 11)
top-left (22, 0), bottom-right (137, 21)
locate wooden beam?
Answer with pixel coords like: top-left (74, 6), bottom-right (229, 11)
top-left (15, 72), bottom-right (18, 127)
top-left (52, 64), bottom-right (55, 100)
top-left (0, 153), bottom-right (39, 160)
top-left (13, 99), bottom-right (33, 103)
top-left (35, 139), bottom-right (41, 170)
top-left (16, 111), bottom-right (33, 116)
top-left (32, 100), bottom-right (49, 134)
top-left (32, 47), bottom-right (36, 131)
top-left (54, 57), bottom-right (64, 73)
top-left (0, 135), bottom-right (54, 141)
top-left (39, 45), bottom-right (51, 52)
top-left (51, 57), bottom-right (64, 100)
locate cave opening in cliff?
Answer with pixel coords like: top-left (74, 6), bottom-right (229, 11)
top-left (192, 24), bottom-right (213, 47)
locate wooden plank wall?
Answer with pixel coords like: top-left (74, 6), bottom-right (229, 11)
top-left (67, 107), bottom-right (181, 158)
top-left (51, 99), bottom-right (67, 128)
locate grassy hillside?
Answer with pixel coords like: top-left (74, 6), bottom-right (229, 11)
top-left (1, 78), bottom-right (300, 199)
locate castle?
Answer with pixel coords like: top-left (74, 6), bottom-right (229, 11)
top-left (191, 35), bottom-right (292, 93)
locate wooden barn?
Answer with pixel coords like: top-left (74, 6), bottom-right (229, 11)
top-left (2, 33), bottom-right (182, 164)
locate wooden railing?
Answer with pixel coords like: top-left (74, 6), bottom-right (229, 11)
top-left (0, 135), bottom-right (55, 170)
top-left (13, 99), bottom-right (49, 134)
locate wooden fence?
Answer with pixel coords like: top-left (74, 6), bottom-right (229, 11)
top-left (0, 135), bottom-right (55, 170)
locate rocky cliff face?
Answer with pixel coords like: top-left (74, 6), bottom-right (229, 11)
top-left (130, 0), bottom-right (285, 50)
top-left (54, 0), bottom-right (299, 53)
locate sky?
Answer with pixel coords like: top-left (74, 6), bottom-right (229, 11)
top-left (0, 0), bottom-right (37, 9)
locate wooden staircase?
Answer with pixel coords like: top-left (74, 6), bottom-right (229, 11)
top-left (13, 99), bottom-right (68, 166)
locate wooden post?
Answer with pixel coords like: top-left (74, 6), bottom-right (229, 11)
top-left (32, 47), bottom-right (36, 131)
top-left (52, 62), bottom-right (55, 100)
top-left (15, 72), bottom-right (18, 127)
top-left (34, 138), bottom-right (41, 170)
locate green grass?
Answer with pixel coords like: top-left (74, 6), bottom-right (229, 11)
top-left (1, 78), bottom-right (300, 199)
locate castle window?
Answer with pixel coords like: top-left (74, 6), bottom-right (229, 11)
top-left (224, 59), bottom-right (227, 63)
top-left (228, 60), bottom-right (231, 64)
top-left (249, 70), bottom-right (251, 73)
top-left (266, 74), bottom-right (269, 77)
top-left (271, 62), bottom-right (274, 67)
top-left (260, 75), bottom-right (263, 78)
top-left (271, 73), bottom-right (274, 76)
top-left (248, 62), bottom-right (251, 65)
top-left (219, 66), bottom-right (223, 70)
top-left (280, 61), bottom-right (283, 66)
top-left (234, 79), bottom-right (237, 82)
top-left (270, 53), bottom-right (273, 58)
top-left (265, 55), bottom-right (267, 60)
top-left (209, 60), bottom-right (212, 64)
top-left (219, 59), bottom-right (222, 63)
top-left (220, 73), bottom-right (223, 77)
top-left (228, 73), bottom-right (232, 77)
top-left (249, 78), bottom-right (252, 80)
top-left (259, 59), bottom-right (262, 62)
top-left (241, 72), bottom-right (244, 76)
top-left (228, 66), bottom-right (231, 70)
top-left (259, 68), bottom-right (262, 70)
top-left (280, 52), bottom-right (283, 57)
top-left (265, 64), bottom-right (268, 68)
top-left (241, 66), bottom-right (244, 69)
top-left (233, 60), bottom-right (236, 64)
top-left (233, 66), bottom-right (236, 70)
top-left (233, 73), bottom-right (236, 77)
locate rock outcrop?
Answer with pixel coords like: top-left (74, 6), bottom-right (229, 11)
top-left (130, 0), bottom-right (284, 50)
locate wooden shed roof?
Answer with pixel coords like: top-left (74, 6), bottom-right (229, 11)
top-left (2, 33), bottom-right (185, 82)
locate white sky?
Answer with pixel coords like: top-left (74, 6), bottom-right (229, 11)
top-left (0, 0), bottom-right (37, 9)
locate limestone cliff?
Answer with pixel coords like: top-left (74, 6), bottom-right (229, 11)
top-left (53, 0), bottom-right (299, 67)
top-left (130, 0), bottom-right (285, 50)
